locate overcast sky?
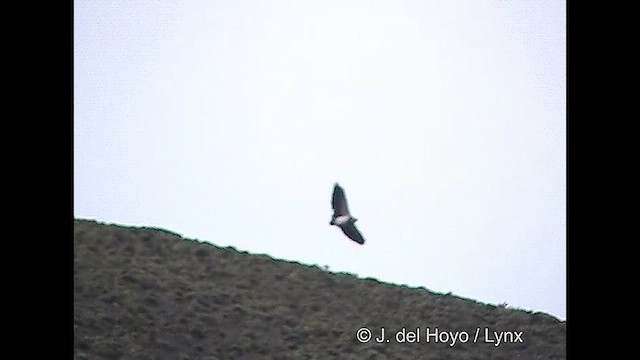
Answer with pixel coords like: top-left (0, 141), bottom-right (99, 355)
top-left (74, 0), bottom-right (566, 320)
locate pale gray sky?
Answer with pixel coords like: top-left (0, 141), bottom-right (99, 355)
top-left (74, 0), bottom-right (566, 320)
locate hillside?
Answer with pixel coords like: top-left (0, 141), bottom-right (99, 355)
top-left (74, 219), bottom-right (565, 359)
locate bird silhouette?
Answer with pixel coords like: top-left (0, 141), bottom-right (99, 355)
top-left (330, 183), bottom-right (365, 245)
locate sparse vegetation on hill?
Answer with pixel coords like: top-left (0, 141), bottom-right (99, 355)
top-left (74, 219), bottom-right (565, 359)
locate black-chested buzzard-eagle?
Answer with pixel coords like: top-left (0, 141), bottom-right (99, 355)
top-left (330, 183), bottom-right (366, 245)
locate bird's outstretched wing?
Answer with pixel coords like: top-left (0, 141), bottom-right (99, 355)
top-left (341, 222), bottom-right (365, 245)
top-left (332, 183), bottom-right (350, 216)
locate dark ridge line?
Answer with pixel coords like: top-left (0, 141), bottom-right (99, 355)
top-left (74, 217), bottom-right (564, 323)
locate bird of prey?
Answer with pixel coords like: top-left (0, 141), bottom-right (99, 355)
top-left (330, 183), bottom-right (366, 245)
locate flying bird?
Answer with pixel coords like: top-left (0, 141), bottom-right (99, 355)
top-left (330, 183), bottom-right (366, 245)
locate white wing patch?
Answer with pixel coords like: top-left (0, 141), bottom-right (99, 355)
top-left (334, 215), bottom-right (350, 225)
